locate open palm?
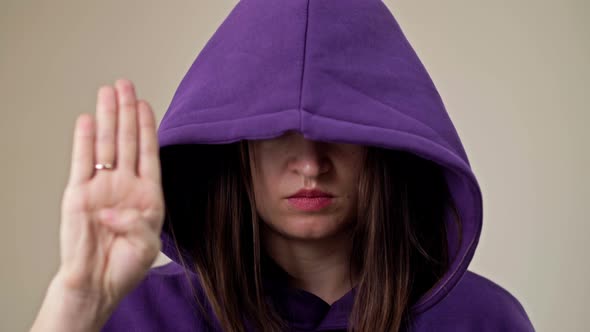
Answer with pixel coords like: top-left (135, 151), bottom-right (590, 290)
top-left (57, 79), bottom-right (165, 310)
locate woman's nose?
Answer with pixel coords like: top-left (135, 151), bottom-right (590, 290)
top-left (297, 160), bottom-right (329, 178)
top-left (289, 139), bottom-right (331, 179)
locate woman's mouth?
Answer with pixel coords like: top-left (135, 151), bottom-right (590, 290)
top-left (287, 196), bottom-right (334, 211)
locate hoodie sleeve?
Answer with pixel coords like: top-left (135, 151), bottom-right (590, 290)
top-left (409, 270), bottom-right (535, 331)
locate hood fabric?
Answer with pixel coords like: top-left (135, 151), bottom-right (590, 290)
top-left (101, 0), bottom-right (535, 331)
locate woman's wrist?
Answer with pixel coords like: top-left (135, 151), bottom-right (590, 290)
top-left (30, 273), bottom-right (113, 332)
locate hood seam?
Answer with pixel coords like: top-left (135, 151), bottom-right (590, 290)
top-left (297, 0), bottom-right (310, 127)
top-left (159, 108), bottom-right (461, 166)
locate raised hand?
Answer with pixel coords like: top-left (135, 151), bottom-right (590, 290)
top-left (56, 79), bottom-right (165, 316)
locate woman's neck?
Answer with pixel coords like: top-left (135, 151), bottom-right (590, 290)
top-left (262, 227), bottom-right (357, 305)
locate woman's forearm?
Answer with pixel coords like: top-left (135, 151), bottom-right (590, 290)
top-left (30, 273), bottom-right (113, 332)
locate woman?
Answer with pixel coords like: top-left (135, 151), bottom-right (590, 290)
top-left (31, 1), bottom-right (535, 331)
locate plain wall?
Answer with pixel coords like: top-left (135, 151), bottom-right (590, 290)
top-left (1, 1), bottom-right (588, 331)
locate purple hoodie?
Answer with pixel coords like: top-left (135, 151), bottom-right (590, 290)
top-left (101, 0), bottom-right (535, 331)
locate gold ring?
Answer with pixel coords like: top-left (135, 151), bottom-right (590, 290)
top-left (95, 163), bottom-right (115, 170)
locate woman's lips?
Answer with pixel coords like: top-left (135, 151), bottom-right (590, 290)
top-left (287, 196), bottom-right (333, 211)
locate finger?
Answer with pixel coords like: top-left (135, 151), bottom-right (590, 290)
top-left (95, 86), bottom-right (117, 167)
top-left (137, 100), bottom-right (161, 183)
top-left (115, 79), bottom-right (139, 174)
top-left (68, 113), bottom-right (95, 186)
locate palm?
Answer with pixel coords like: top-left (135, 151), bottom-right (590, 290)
top-left (57, 79), bottom-right (164, 308)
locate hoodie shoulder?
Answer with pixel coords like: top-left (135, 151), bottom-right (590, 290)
top-left (100, 261), bottom-right (213, 332)
top-left (410, 270), bottom-right (535, 331)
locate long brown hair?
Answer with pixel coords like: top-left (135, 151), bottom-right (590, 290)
top-left (161, 140), bottom-right (462, 331)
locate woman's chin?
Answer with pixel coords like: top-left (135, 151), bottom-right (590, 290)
top-left (270, 217), bottom-right (351, 241)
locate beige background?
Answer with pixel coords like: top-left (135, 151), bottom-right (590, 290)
top-left (1, 1), bottom-right (588, 331)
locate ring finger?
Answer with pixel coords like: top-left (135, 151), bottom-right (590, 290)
top-left (95, 86), bottom-right (117, 168)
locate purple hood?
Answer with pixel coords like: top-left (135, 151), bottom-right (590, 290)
top-left (102, 0), bottom-right (535, 331)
